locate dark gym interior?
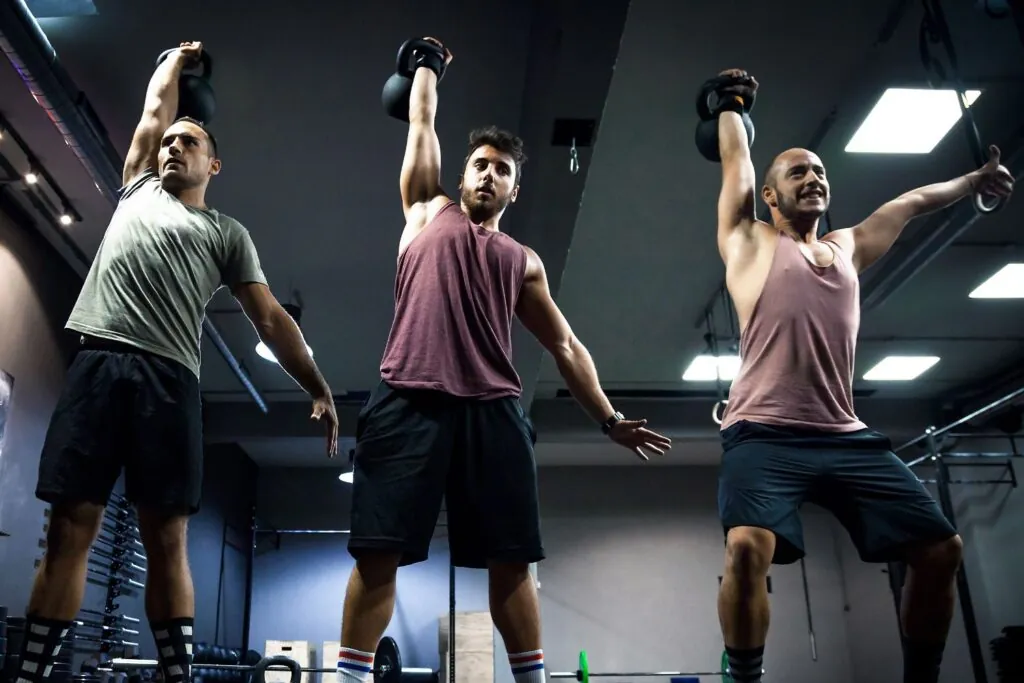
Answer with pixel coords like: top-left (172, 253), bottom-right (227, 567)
top-left (0, 1), bottom-right (1023, 682)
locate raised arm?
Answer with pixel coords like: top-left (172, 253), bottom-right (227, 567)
top-left (122, 42), bottom-right (202, 186)
top-left (830, 145), bottom-right (1015, 272)
top-left (514, 247), bottom-right (672, 460)
top-left (399, 39), bottom-right (453, 224)
top-left (715, 71), bottom-right (760, 263)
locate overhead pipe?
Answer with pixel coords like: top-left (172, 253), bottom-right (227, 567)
top-left (0, 0), bottom-right (267, 413)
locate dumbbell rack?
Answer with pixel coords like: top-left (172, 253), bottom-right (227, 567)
top-left (37, 494), bottom-right (147, 682)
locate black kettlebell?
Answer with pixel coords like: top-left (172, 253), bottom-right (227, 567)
top-left (156, 48), bottom-right (216, 124)
top-left (382, 38), bottom-right (448, 122)
top-left (252, 656), bottom-right (300, 683)
top-left (694, 74), bottom-right (756, 163)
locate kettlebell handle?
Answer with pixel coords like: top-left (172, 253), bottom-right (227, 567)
top-left (395, 38), bottom-right (443, 78)
top-left (252, 655), bottom-right (301, 683)
top-left (695, 74), bottom-right (755, 122)
top-left (156, 48), bottom-right (213, 80)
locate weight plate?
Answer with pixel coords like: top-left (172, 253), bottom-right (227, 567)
top-left (374, 637), bottom-right (402, 683)
top-left (578, 650), bottom-right (589, 683)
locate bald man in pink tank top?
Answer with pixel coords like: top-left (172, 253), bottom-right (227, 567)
top-left (710, 70), bottom-right (1014, 683)
top-left (333, 38), bottom-right (671, 683)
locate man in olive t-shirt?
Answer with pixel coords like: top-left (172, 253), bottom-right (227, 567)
top-left (20, 41), bottom-right (339, 683)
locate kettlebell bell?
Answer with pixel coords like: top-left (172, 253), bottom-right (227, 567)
top-left (694, 75), bottom-right (756, 163)
top-left (382, 38), bottom-right (448, 122)
top-left (156, 48), bottom-right (216, 124)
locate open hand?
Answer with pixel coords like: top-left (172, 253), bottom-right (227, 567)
top-left (422, 37), bottom-right (453, 66)
top-left (971, 145), bottom-right (1014, 200)
top-left (608, 419), bottom-right (672, 461)
top-left (311, 395), bottom-right (339, 458)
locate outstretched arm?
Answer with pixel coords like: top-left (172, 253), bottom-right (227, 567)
top-left (122, 42), bottom-right (201, 186)
top-left (831, 145), bottom-right (1015, 272)
top-left (399, 40), bottom-right (453, 223)
top-left (232, 282), bottom-right (338, 456)
top-left (514, 248), bottom-right (672, 459)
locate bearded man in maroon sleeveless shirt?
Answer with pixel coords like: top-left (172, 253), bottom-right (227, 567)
top-left (332, 38), bottom-right (672, 683)
top-left (711, 70), bottom-right (1014, 683)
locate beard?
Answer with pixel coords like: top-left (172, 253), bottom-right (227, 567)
top-left (460, 185), bottom-right (510, 224)
top-left (777, 190), bottom-right (829, 222)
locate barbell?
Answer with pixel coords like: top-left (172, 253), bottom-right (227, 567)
top-left (550, 650), bottom-right (764, 682)
top-left (100, 637), bottom-right (428, 683)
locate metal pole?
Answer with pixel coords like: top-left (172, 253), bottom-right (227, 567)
top-left (896, 384), bottom-right (1024, 452)
top-left (928, 431), bottom-right (988, 683)
top-left (799, 558), bottom-right (817, 661)
top-left (241, 505), bottom-right (257, 654)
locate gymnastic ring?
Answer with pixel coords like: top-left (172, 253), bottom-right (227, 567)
top-left (712, 400), bottom-right (728, 425)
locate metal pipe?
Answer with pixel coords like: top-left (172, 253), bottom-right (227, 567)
top-left (930, 435), bottom-right (988, 683)
top-left (897, 384), bottom-right (1024, 452)
top-left (79, 608), bottom-right (140, 624)
top-left (253, 529), bottom-right (351, 535)
top-left (0, 0), bottom-right (267, 411)
top-left (242, 505), bottom-right (256, 654)
top-left (799, 557), bottom-right (817, 661)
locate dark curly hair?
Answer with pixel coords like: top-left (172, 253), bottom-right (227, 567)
top-left (462, 125), bottom-right (527, 186)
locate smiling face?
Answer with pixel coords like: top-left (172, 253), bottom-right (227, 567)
top-left (762, 148), bottom-right (830, 223)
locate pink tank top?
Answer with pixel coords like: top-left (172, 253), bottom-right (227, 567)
top-left (379, 201), bottom-right (527, 399)
top-left (721, 233), bottom-right (866, 432)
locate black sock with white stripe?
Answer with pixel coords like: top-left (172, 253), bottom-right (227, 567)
top-left (725, 645), bottom-right (764, 682)
top-left (150, 617), bottom-right (194, 683)
top-left (16, 614), bottom-right (73, 683)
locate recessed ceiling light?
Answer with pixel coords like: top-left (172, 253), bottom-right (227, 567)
top-left (256, 341), bottom-right (313, 364)
top-left (338, 471), bottom-right (353, 484)
top-left (968, 263), bottom-right (1024, 299)
top-left (682, 354), bottom-right (741, 382)
top-left (845, 88), bottom-right (981, 154)
top-left (863, 355), bottom-right (939, 381)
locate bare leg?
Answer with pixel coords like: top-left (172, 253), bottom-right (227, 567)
top-left (718, 526), bottom-right (775, 682)
top-left (338, 552), bottom-right (401, 681)
top-left (899, 535), bottom-right (963, 683)
top-left (137, 509), bottom-right (194, 683)
top-left (17, 502), bottom-right (104, 683)
top-left (489, 561), bottom-right (544, 682)
top-left (29, 501), bottom-right (105, 619)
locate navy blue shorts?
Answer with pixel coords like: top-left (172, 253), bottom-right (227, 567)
top-left (718, 420), bottom-right (957, 565)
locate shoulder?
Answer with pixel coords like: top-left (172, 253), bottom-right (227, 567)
top-left (118, 169), bottom-right (160, 202)
top-left (821, 227), bottom-right (855, 253)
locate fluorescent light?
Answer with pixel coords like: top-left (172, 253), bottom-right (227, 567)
top-left (338, 471), bottom-right (353, 484)
top-left (845, 88), bottom-right (981, 154)
top-left (682, 354), bottom-right (741, 382)
top-left (968, 263), bottom-right (1024, 299)
top-left (863, 355), bottom-right (939, 381)
top-left (59, 214), bottom-right (73, 225)
top-left (255, 341), bottom-right (313, 364)
top-left (25, 172), bottom-right (38, 184)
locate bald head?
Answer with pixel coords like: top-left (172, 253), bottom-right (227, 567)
top-left (761, 147), bottom-right (830, 225)
top-left (763, 148), bottom-right (823, 190)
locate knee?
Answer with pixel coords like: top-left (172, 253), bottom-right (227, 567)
top-left (44, 503), bottom-right (103, 561)
top-left (909, 535), bottom-right (963, 579)
top-left (138, 514), bottom-right (189, 562)
top-left (354, 552), bottom-right (400, 588)
top-left (724, 527), bottom-right (774, 581)
top-left (488, 561), bottom-right (533, 590)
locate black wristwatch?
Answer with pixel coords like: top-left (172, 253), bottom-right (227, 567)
top-left (601, 411), bottom-right (624, 435)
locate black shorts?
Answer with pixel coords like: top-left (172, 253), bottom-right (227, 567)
top-left (718, 420), bottom-right (957, 565)
top-left (35, 336), bottom-right (204, 515)
top-left (348, 381), bottom-right (543, 569)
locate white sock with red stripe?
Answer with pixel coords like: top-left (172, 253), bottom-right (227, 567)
top-left (509, 649), bottom-right (545, 683)
top-left (336, 646), bottom-right (374, 682)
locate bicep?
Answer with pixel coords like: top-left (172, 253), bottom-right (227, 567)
top-left (515, 260), bottom-right (573, 354)
top-left (232, 282), bottom-right (277, 330)
top-left (400, 121), bottom-right (443, 218)
top-left (122, 112), bottom-right (164, 186)
top-left (848, 196), bottom-right (917, 271)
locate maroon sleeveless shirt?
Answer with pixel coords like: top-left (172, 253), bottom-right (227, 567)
top-left (721, 233), bottom-right (866, 432)
top-left (379, 201), bottom-right (527, 399)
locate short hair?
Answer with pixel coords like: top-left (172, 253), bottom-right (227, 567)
top-left (762, 155), bottom-right (780, 190)
top-left (463, 126), bottom-right (527, 186)
top-left (173, 116), bottom-right (219, 157)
